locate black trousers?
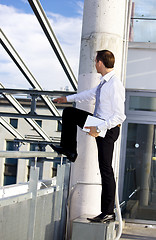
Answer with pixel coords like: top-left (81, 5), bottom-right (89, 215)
top-left (60, 107), bottom-right (120, 214)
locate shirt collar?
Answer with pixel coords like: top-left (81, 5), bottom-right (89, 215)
top-left (100, 70), bottom-right (115, 82)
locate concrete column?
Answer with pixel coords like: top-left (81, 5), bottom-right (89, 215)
top-left (69, 0), bottom-right (127, 229)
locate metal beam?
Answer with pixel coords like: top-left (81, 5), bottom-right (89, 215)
top-left (13, 139), bottom-right (60, 144)
top-left (131, 17), bottom-right (156, 20)
top-left (0, 29), bottom-right (60, 117)
top-left (0, 88), bottom-right (75, 96)
top-left (0, 112), bottom-right (62, 120)
top-left (0, 117), bottom-right (25, 139)
top-left (28, 0), bottom-right (78, 91)
top-left (0, 83), bottom-right (52, 141)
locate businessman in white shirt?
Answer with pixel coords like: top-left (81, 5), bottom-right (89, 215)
top-left (51, 50), bottom-right (126, 223)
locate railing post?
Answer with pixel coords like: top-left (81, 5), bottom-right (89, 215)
top-left (27, 158), bottom-right (39, 240)
top-left (53, 163), bottom-right (71, 240)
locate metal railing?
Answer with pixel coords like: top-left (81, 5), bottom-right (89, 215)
top-left (0, 151), bottom-right (71, 240)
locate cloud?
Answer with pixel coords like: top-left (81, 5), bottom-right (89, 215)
top-left (0, 3), bottom-right (83, 90)
top-left (76, 1), bottom-right (84, 15)
top-left (21, 0), bottom-right (28, 4)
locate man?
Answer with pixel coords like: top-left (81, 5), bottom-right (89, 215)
top-left (51, 50), bottom-right (126, 223)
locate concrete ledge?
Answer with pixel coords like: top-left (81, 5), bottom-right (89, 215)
top-left (71, 215), bottom-right (115, 240)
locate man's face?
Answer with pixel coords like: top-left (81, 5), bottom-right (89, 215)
top-left (95, 57), bottom-right (101, 73)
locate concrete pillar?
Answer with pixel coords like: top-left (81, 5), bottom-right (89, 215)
top-left (69, 0), bottom-right (128, 233)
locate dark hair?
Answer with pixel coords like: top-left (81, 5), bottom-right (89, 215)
top-left (96, 50), bottom-right (115, 68)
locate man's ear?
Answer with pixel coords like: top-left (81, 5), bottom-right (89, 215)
top-left (99, 60), bottom-right (104, 67)
top-left (98, 60), bottom-right (102, 66)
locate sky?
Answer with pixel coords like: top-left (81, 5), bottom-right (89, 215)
top-left (0, 0), bottom-right (84, 91)
top-left (0, 0), bottom-right (156, 91)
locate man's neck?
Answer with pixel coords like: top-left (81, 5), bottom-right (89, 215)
top-left (101, 68), bottom-right (114, 76)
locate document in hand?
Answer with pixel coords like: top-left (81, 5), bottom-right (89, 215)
top-left (83, 115), bottom-right (107, 138)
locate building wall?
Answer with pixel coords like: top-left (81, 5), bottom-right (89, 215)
top-left (126, 42), bottom-right (156, 90)
top-left (0, 99), bottom-right (64, 186)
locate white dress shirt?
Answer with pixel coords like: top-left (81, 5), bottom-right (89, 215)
top-left (66, 70), bottom-right (126, 132)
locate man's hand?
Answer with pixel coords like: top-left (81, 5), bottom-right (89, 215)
top-left (84, 126), bottom-right (99, 137)
top-left (53, 96), bottom-right (67, 103)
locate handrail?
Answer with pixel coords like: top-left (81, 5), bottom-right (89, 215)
top-left (0, 150), bottom-right (59, 159)
top-left (119, 186), bottom-right (140, 209)
top-left (0, 88), bottom-right (76, 96)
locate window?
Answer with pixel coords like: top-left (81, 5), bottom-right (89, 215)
top-left (4, 141), bottom-right (19, 186)
top-left (36, 120), bottom-right (42, 127)
top-left (129, 96), bottom-right (156, 112)
top-left (130, 0), bottom-right (156, 43)
top-left (27, 143), bottom-right (45, 181)
top-left (30, 143), bottom-right (45, 151)
top-left (32, 120), bottom-right (42, 130)
top-left (10, 118), bottom-right (18, 129)
top-left (57, 121), bottom-right (62, 132)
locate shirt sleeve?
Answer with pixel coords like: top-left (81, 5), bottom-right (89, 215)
top-left (66, 87), bottom-right (97, 103)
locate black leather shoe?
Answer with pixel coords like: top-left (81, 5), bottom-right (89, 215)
top-left (50, 144), bottom-right (77, 162)
top-left (87, 213), bottom-right (115, 223)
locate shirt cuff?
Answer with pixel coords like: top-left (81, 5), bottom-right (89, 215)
top-left (98, 121), bottom-right (108, 132)
top-left (66, 95), bottom-right (75, 102)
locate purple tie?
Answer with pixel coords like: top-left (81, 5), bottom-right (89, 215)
top-left (93, 80), bottom-right (106, 117)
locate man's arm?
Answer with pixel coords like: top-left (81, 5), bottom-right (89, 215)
top-left (53, 87), bottom-right (97, 104)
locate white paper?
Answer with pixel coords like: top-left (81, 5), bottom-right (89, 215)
top-left (83, 115), bottom-right (107, 138)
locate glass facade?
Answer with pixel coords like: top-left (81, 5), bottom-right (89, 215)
top-left (123, 123), bottom-right (156, 220)
top-left (122, 91), bottom-right (156, 221)
top-left (130, 0), bottom-right (156, 42)
top-left (129, 96), bottom-right (156, 112)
